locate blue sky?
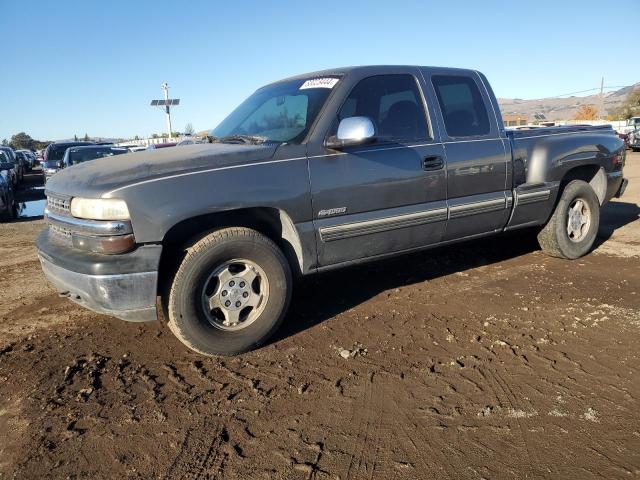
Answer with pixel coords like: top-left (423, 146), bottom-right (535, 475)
top-left (1, 0), bottom-right (638, 141)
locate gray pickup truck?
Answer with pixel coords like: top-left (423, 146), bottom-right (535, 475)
top-left (38, 65), bottom-right (628, 356)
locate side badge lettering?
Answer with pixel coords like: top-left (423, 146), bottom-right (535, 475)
top-left (318, 207), bottom-right (347, 218)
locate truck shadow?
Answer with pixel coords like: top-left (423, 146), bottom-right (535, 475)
top-left (274, 230), bottom-right (540, 344)
top-left (594, 201), bottom-right (640, 247)
top-left (274, 201), bottom-right (639, 344)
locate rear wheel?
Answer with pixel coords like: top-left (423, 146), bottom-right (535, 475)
top-left (167, 227), bottom-right (292, 356)
top-left (537, 180), bottom-right (600, 259)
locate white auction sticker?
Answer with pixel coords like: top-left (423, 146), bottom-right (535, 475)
top-left (300, 78), bottom-right (339, 90)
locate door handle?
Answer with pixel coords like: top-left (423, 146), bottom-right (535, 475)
top-left (422, 155), bottom-right (444, 171)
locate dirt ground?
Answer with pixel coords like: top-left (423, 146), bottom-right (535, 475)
top-left (1, 154), bottom-right (639, 479)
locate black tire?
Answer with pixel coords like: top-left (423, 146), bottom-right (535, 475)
top-left (0, 191), bottom-right (16, 222)
top-left (537, 180), bottom-right (600, 259)
top-left (167, 227), bottom-right (292, 356)
top-left (0, 199), bottom-right (11, 222)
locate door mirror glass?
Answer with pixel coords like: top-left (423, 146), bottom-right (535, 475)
top-left (326, 116), bottom-right (376, 149)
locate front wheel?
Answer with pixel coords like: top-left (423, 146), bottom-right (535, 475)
top-left (167, 227), bottom-right (292, 356)
top-left (537, 180), bottom-right (600, 259)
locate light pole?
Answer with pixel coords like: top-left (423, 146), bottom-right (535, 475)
top-left (150, 85), bottom-right (180, 141)
top-left (161, 82), bottom-right (172, 137)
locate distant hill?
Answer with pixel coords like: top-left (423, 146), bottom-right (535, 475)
top-left (498, 83), bottom-right (640, 121)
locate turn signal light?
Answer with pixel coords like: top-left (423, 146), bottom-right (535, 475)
top-left (71, 234), bottom-right (136, 254)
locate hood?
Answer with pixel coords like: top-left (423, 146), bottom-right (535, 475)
top-left (45, 143), bottom-right (278, 198)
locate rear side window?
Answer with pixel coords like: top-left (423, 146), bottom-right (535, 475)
top-left (432, 75), bottom-right (490, 137)
top-left (336, 74), bottom-right (429, 142)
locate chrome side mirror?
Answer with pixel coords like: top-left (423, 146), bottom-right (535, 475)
top-left (326, 116), bottom-right (376, 149)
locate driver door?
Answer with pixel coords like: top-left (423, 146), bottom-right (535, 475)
top-left (308, 73), bottom-right (447, 267)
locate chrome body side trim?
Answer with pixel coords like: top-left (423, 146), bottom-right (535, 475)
top-left (44, 207), bottom-right (133, 236)
top-left (319, 207), bottom-right (447, 242)
top-left (516, 189), bottom-right (551, 206)
top-left (448, 197), bottom-right (506, 219)
top-left (506, 191), bottom-right (513, 209)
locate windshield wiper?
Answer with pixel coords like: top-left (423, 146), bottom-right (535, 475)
top-left (213, 134), bottom-right (267, 145)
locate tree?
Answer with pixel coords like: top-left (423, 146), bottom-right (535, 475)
top-left (83, 133), bottom-right (89, 141)
top-left (573, 105), bottom-right (599, 121)
top-left (9, 132), bottom-right (35, 150)
top-left (618, 88), bottom-right (640, 120)
top-left (184, 123), bottom-right (195, 135)
top-left (1, 139), bottom-right (7, 146)
top-left (134, 135), bottom-right (139, 140)
top-left (74, 134), bottom-right (78, 141)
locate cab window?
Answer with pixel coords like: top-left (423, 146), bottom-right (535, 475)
top-left (335, 74), bottom-right (429, 142)
top-left (432, 75), bottom-right (490, 137)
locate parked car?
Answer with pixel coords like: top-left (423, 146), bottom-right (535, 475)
top-left (42, 141), bottom-right (95, 184)
top-left (38, 65), bottom-right (627, 357)
top-left (15, 151), bottom-right (31, 174)
top-left (177, 138), bottom-right (206, 146)
top-left (0, 151), bottom-right (16, 220)
top-left (17, 150), bottom-right (36, 171)
top-left (146, 142), bottom-right (177, 150)
top-left (62, 145), bottom-right (129, 168)
top-left (629, 128), bottom-right (640, 152)
top-left (0, 146), bottom-right (21, 186)
top-left (0, 150), bottom-right (15, 186)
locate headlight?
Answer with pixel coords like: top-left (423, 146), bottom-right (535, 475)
top-left (45, 168), bottom-right (57, 174)
top-left (70, 198), bottom-right (130, 220)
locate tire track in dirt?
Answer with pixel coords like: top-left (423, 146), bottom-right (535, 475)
top-left (344, 371), bottom-right (378, 480)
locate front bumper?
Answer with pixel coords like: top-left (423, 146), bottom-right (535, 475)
top-left (37, 229), bottom-right (162, 322)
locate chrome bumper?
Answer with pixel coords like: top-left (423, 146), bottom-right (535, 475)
top-left (39, 255), bottom-right (158, 322)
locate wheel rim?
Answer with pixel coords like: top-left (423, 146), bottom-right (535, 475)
top-left (201, 258), bottom-right (269, 331)
top-left (566, 198), bottom-right (591, 242)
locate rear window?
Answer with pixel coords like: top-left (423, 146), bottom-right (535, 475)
top-left (47, 143), bottom-right (93, 161)
top-left (68, 148), bottom-right (125, 164)
top-left (432, 75), bottom-right (490, 138)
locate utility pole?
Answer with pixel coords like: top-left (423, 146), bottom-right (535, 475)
top-left (162, 82), bottom-right (172, 136)
top-left (150, 84), bottom-right (180, 139)
top-left (600, 77), bottom-right (605, 120)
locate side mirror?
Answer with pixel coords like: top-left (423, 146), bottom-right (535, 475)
top-left (325, 116), bottom-right (376, 149)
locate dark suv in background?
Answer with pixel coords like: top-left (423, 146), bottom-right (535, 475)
top-left (62, 145), bottom-right (128, 168)
top-left (42, 141), bottom-right (94, 184)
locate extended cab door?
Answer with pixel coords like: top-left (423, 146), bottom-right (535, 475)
top-left (307, 70), bottom-right (447, 267)
top-left (424, 70), bottom-right (511, 240)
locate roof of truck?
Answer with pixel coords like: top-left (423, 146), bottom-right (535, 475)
top-left (265, 65), bottom-right (478, 87)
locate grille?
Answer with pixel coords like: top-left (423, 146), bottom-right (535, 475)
top-left (48, 223), bottom-right (73, 246)
top-left (46, 194), bottom-right (71, 214)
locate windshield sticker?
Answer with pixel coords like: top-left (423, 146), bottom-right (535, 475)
top-left (300, 78), bottom-right (339, 90)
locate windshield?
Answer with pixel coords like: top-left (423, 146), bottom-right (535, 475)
top-left (211, 77), bottom-right (340, 143)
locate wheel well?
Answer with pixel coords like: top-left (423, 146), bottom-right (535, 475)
top-left (561, 164), bottom-right (606, 205)
top-left (158, 208), bottom-right (304, 286)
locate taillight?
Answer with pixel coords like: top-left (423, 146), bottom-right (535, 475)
top-left (612, 153), bottom-right (623, 168)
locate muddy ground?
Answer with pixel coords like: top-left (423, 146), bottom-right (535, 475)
top-left (1, 154), bottom-right (639, 479)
